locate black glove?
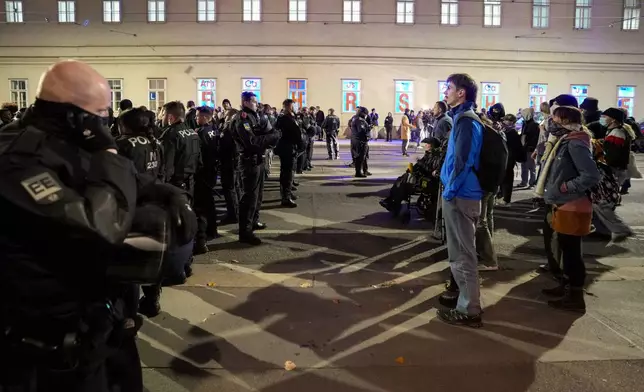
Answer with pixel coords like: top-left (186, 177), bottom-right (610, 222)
top-left (169, 194), bottom-right (197, 246)
top-left (78, 115), bottom-right (117, 152)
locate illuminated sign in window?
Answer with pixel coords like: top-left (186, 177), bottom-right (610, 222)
top-left (288, 79), bottom-right (307, 111)
top-left (571, 84), bottom-right (589, 101)
top-left (438, 80), bottom-right (448, 101)
top-left (196, 78), bottom-right (216, 108)
top-left (342, 79), bottom-right (361, 113)
top-left (529, 83), bottom-right (548, 110)
top-left (481, 82), bottom-right (500, 110)
top-left (394, 80), bottom-right (414, 114)
top-left (241, 78), bottom-right (262, 102)
top-left (617, 85), bottom-right (636, 117)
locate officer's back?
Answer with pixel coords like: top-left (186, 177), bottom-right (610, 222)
top-left (116, 107), bottom-right (164, 182)
top-left (159, 101), bottom-right (202, 185)
top-left (195, 106), bottom-right (219, 183)
top-left (352, 113), bottom-right (369, 142)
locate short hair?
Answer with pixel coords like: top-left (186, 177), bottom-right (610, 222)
top-left (222, 98), bottom-right (231, 106)
top-left (282, 99), bottom-right (294, 106)
top-left (197, 106), bottom-right (214, 116)
top-left (540, 101), bottom-right (550, 115)
top-left (329, 108), bottom-right (335, 114)
top-left (503, 114), bottom-right (517, 123)
top-left (435, 101), bottom-right (448, 113)
top-left (163, 101), bottom-right (186, 119)
top-left (119, 99), bottom-right (133, 111)
top-left (187, 100), bottom-right (196, 108)
top-left (446, 73), bottom-right (478, 102)
top-left (553, 106), bottom-right (583, 125)
top-left (241, 91), bottom-right (256, 102)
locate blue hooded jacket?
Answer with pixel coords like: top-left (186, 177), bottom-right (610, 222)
top-left (440, 101), bottom-right (484, 201)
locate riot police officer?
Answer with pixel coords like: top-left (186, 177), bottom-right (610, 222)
top-left (0, 60), bottom-right (195, 392)
top-left (193, 106), bottom-right (220, 255)
top-left (115, 107), bottom-right (164, 181)
top-left (160, 101), bottom-right (202, 197)
top-left (232, 92), bottom-right (281, 246)
top-left (219, 108), bottom-right (241, 224)
top-left (275, 99), bottom-right (304, 208)
top-left (322, 108), bottom-right (340, 160)
top-left (352, 106), bottom-right (371, 178)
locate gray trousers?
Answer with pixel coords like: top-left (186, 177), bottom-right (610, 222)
top-left (443, 197), bottom-right (482, 315)
top-left (476, 192), bottom-right (498, 266)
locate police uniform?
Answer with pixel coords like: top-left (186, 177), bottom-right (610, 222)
top-left (160, 121), bottom-right (202, 197)
top-left (218, 120), bottom-right (241, 223)
top-left (259, 111), bottom-right (274, 179)
top-left (351, 111), bottom-right (371, 177)
top-left (322, 114), bottom-right (340, 159)
top-left (275, 111), bottom-right (304, 205)
top-left (194, 122), bottom-right (220, 249)
top-left (232, 108), bottom-right (280, 242)
top-left (116, 133), bottom-right (164, 181)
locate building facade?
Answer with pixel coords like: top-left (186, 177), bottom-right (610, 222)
top-left (1, 0), bottom-right (643, 121)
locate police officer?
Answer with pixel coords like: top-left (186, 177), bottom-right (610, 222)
top-left (260, 104), bottom-right (275, 179)
top-left (185, 100), bottom-right (198, 130)
top-left (275, 99), bottom-right (304, 208)
top-left (160, 101), bottom-right (202, 198)
top-left (322, 108), bottom-right (340, 160)
top-left (115, 107), bottom-right (164, 181)
top-left (219, 108), bottom-right (241, 225)
top-left (232, 92), bottom-right (281, 245)
top-left (352, 106), bottom-right (371, 178)
top-left (297, 107), bottom-right (314, 172)
top-left (193, 106), bottom-right (220, 255)
top-left (0, 60), bottom-right (195, 392)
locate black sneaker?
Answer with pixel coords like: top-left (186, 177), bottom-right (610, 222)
top-left (437, 309), bottom-right (482, 328)
top-left (239, 233), bottom-right (262, 246)
top-left (139, 295), bottom-right (161, 318)
top-left (281, 199), bottom-right (298, 208)
top-left (193, 241), bottom-right (209, 255)
top-left (253, 222), bottom-right (267, 231)
top-left (355, 173), bottom-right (367, 178)
top-left (364, 171), bottom-right (373, 176)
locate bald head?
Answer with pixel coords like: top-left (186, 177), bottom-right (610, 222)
top-left (36, 60), bottom-right (111, 117)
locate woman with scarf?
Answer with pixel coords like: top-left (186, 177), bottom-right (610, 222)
top-left (535, 104), bottom-right (600, 312)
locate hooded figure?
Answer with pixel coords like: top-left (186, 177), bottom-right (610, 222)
top-left (488, 103), bottom-right (506, 123)
top-left (581, 98), bottom-right (605, 139)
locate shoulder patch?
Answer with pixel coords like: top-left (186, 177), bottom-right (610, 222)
top-left (241, 112), bottom-right (247, 119)
top-left (243, 123), bottom-right (251, 131)
top-left (21, 172), bottom-right (63, 204)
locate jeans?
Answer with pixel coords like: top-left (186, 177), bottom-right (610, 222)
top-left (385, 126), bottom-right (392, 141)
top-left (593, 201), bottom-right (632, 237)
top-left (443, 197), bottom-right (482, 315)
top-left (402, 139), bottom-right (408, 155)
top-left (476, 192), bottom-right (497, 266)
top-left (558, 233), bottom-right (585, 287)
top-left (521, 152), bottom-right (537, 186)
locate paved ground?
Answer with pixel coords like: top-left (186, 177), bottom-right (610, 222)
top-left (140, 140), bottom-right (644, 392)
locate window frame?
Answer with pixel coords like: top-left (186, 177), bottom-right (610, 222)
top-left (394, 80), bottom-right (414, 114)
top-left (440, 0), bottom-right (459, 26)
top-left (287, 79), bottom-right (307, 111)
top-left (341, 79), bottom-right (362, 113)
top-left (622, 0), bottom-right (641, 31)
top-left (107, 79), bottom-right (123, 112)
top-left (531, 0), bottom-right (549, 29)
top-left (483, 0), bottom-right (502, 27)
top-left (288, 0), bottom-right (307, 22)
top-left (57, 1), bottom-right (76, 24)
top-left (9, 79), bottom-right (28, 109)
top-left (102, 0), bottom-right (122, 24)
top-left (197, 0), bottom-right (216, 22)
top-left (147, 78), bottom-right (167, 112)
top-left (5, 1), bottom-right (24, 23)
top-left (396, 0), bottom-right (414, 25)
top-left (343, 0), bottom-right (361, 23)
top-left (242, 0), bottom-right (261, 22)
top-left (616, 85), bottom-right (636, 117)
top-left (574, 0), bottom-right (592, 30)
top-left (196, 78), bottom-right (217, 108)
top-left (147, 0), bottom-right (166, 23)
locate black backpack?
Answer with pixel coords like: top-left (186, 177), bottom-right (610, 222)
top-left (456, 110), bottom-right (508, 193)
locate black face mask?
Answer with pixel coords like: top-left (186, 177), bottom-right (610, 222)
top-left (33, 98), bottom-right (109, 135)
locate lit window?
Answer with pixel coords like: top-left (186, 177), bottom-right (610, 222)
top-left (197, 79), bottom-right (217, 108)
top-left (617, 86), bottom-right (636, 117)
top-left (396, 0), bottom-right (414, 24)
top-left (243, 0), bottom-right (260, 22)
top-left (484, 0), bottom-right (501, 27)
top-left (198, 0), bottom-right (216, 22)
top-left (103, 1), bottom-right (121, 23)
top-left (107, 79), bottom-right (123, 112)
top-left (5, 1), bottom-right (23, 23)
top-left (342, 79), bottom-right (361, 113)
top-left (10, 79), bottom-right (28, 109)
top-left (148, 0), bottom-right (165, 23)
top-left (623, 0), bottom-right (641, 30)
top-left (148, 79), bottom-right (166, 111)
top-left (532, 0), bottom-right (549, 28)
top-left (441, 0), bottom-right (458, 25)
top-left (242, 78), bottom-right (262, 102)
top-left (574, 0), bottom-right (591, 30)
top-left (343, 0), bottom-right (361, 23)
top-left (289, 0), bottom-right (306, 22)
top-left (288, 79), bottom-right (307, 111)
top-left (58, 1), bottom-right (75, 23)
top-left (395, 80), bottom-right (414, 114)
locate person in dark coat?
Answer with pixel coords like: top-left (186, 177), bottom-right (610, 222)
top-left (518, 107), bottom-right (540, 188)
top-left (497, 114), bottom-right (525, 206)
top-left (580, 97), bottom-right (606, 139)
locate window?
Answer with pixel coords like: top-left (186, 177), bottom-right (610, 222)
top-left (529, 84), bottom-right (548, 110)
top-left (394, 80), bottom-right (413, 113)
top-left (438, 81), bottom-right (448, 101)
top-left (197, 79), bottom-right (217, 108)
top-left (532, 0), bottom-right (549, 28)
top-left (343, 0), bottom-right (361, 23)
top-left (10, 79), bottom-right (28, 109)
top-left (396, 0), bottom-right (414, 24)
top-left (198, 0), bottom-right (216, 21)
top-left (289, 0), bottom-right (306, 22)
top-left (441, 0), bottom-right (458, 25)
top-left (484, 0), bottom-right (501, 27)
top-left (242, 78), bottom-right (262, 102)
top-left (288, 79), bottom-right (307, 111)
top-left (342, 79), bottom-right (361, 113)
top-left (243, 0), bottom-right (260, 22)
top-left (481, 82), bottom-right (501, 110)
top-left (103, 1), bottom-right (121, 23)
top-left (57, 1), bottom-right (75, 23)
top-left (617, 86), bottom-right (636, 117)
top-left (148, 79), bottom-right (166, 111)
top-left (623, 0), bottom-right (641, 30)
top-left (570, 84), bottom-right (589, 101)
top-left (5, 1), bottom-right (23, 23)
top-left (148, 0), bottom-right (165, 22)
top-left (107, 79), bottom-right (123, 112)
top-left (574, 0), bottom-right (591, 29)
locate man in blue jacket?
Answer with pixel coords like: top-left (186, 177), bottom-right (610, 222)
top-left (438, 73), bottom-right (484, 327)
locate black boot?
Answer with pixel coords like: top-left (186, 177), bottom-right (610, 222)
top-left (193, 241), bottom-right (209, 255)
top-left (239, 233), bottom-right (262, 246)
top-left (139, 289), bottom-right (161, 318)
top-left (548, 286), bottom-right (586, 313)
top-left (281, 199), bottom-right (298, 208)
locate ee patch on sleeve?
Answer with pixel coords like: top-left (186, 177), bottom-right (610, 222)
top-left (21, 172), bottom-right (64, 204)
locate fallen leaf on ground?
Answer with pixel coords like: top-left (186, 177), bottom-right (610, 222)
top-left (231, 259), bottom-right (240, 263)
top-left (395, 356), bottom-right (405, 364)
top-left (300, 282), bottom-right (313, 288)
top-left (284, 360), bottom-right (297, 371)
top-left (207, 282), bottom-right (217, 287)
